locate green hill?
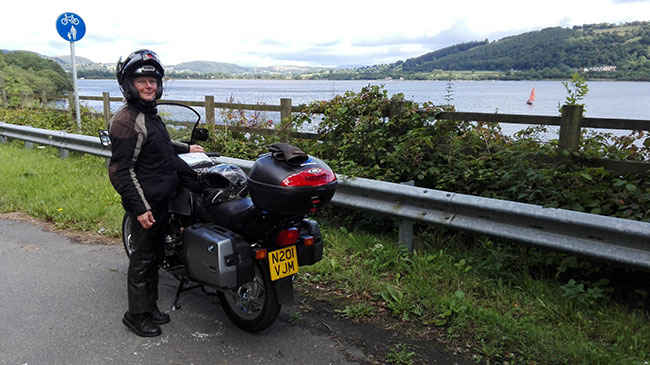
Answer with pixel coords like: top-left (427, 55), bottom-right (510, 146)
top-left (170, 61), bottom-right (328, 77)
top-left (401, 22), bottom-right (650, 72)
top-left (172, 60), bottom-right (251, 74)
top-left (51, 55), bottom-right (95, 66)
top-left (0, 51), bottom-right (72, 94)
top-left (310, 21), bottom-right (650, 81)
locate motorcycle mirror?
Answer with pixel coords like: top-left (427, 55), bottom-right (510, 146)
top-left (99, 130), bottom-right (111, 147)
top-left (192, 128), bottom-right (210, 142)
top-left (156, 101), bottom-right (204, 144)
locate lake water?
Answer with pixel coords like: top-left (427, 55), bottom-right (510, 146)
top-left (77, 79), bottom-right (650, 135)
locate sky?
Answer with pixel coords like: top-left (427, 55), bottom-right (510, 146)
top-left (2, 0), bottom-right (650, 68)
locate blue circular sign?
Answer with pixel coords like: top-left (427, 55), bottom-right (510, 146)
top-left (56, 12), bottom-right (86, 42)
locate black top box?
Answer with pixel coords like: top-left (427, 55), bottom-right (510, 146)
top-left (247, 153), bottom-right (337, 216)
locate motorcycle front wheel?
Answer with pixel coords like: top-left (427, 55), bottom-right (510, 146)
top-left (217, 261), bottom-right (281, 333)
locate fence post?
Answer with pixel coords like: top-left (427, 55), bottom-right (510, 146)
top-left (205, 95), bottom-right (215, 125)
top-left (277, 98), bottom-right (292, 130)
top-left (20, 92), bottom-right (27, 109)
top-left (102, 92), bottom-right (111, 127)
top-left (68, 92), bottom-right (74, 112)
top-left (558, 105), bottom-right (583, 152)
top-left (389, 100), bottom-right (406, 119)
top-left (1, 90), bottom-right (6, 107)
top-left (398, 181), bottom-right (415, 252)
top-left (41, 90), bottom-right (48, 108)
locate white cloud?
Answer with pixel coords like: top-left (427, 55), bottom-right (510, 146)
top-left (2, 0), bottom-right (649, 67)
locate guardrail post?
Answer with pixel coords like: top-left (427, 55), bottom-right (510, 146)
top-left (59, 148), bottom-right (69, 159)
top-left (398, 181), bottom-right (415, 252)
top-left (205, 95), bottom-right (215, 125)
top-left (41, 90), bottom-right (48, 108)
top-left (0, 135), bottom-right (6, 144)
top-left (25, 141), bottom-right (34, 149)
top-left (1, 90), bottom-right (6, 107)
top-left (20, 92), bottom-right (27, 109)
top-left (559, 105), bottom-right (583, 152)
top-left (102, 92), bottom-right (111, 127)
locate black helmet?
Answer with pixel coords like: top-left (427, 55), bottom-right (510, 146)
top-left (115, 49), bottom-right (164, 101)
top-left (199, 164), bottom-right (248, 204)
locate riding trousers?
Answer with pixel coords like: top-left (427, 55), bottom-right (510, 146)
top-left (126, 202), bottom-right (169, 314)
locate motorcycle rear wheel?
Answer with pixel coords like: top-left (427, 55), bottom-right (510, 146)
top-left (217, 261), bottom-right (281, 333)
top-left (122, 213), bottom-right (134, 258)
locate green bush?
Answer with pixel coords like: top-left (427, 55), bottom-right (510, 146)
top-left (285, 85), bottom-right (650, 221)
top-left (0, 107), bottom-right (105, 136)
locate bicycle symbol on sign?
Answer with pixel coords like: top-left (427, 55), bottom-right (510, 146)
top-left (60, 14), bottom-right (79, 26)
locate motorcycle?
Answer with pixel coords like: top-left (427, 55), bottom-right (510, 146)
top-left (102, 103), bottom-right (337, 332)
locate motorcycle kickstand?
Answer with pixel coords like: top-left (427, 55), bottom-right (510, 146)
top-left (171, 277), bottom-right (201, 311)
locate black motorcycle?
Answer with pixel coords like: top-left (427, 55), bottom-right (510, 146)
top-left (103, 103), bottom-right (337, 332)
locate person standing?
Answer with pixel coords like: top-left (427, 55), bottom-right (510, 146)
top-left (108, 49), bottom-right (203, 337)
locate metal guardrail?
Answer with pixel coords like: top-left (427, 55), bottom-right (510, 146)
top-left (0, 122), bottom-right (110, 158)
top-left (329, 177), bottom-right (650, 270)
top-left (2, 122), bottom-right (650, 270)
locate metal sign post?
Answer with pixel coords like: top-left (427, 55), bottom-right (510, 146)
top-left (55, 12), bottom-right (86, 132)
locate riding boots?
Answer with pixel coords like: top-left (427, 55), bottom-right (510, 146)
top-left (150, 305), bottom-right (171, 324)
top-left (122, 312), bottom-right (161, 337)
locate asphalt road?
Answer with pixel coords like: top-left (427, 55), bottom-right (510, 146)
top-left (0, 218), bottom-right (359, 365)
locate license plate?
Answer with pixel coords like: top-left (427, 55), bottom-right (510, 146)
top-left (268, 245), bottom-right (298, 281)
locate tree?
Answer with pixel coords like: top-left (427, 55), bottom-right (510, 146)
top-left (0, 51), bottom-right (72, 94)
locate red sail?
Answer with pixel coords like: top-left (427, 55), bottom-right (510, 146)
top-left (526, 88), bottom-right (535, 104)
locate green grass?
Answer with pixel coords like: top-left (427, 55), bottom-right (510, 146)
top-left (299, 226), bottom-right (650, 364)
top-left (0, 142), bottom-right (123, 236)
top-left (1, 141), bottom-right (650, 364)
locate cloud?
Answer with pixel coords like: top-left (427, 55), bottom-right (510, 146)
top-left (83, 34), bottom-right (119, 44)
top-left (243, 42), bottom-right (413, 67)
top-left (46, 41), bottom-right (69, 53)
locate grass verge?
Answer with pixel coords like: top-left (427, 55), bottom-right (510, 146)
top-left (0, 142), bottom-right (123, 235)
top-left (1, 141), bottom-right (649, 364)
top-left (299, 226), bottom-right (650, 363)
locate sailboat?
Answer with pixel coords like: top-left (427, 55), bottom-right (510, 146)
top-left (526, 87), bottom-right (535, 105)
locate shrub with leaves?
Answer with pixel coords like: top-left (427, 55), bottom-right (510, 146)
top-left (203, 96), bottom-right (278, 160)
top-left (287, 85), bottom-right (650, 222)
top-left (0, 106), bottom-right (105, 135)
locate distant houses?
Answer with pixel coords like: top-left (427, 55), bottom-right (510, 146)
top-left (582, 65), bottom-right (617, 72)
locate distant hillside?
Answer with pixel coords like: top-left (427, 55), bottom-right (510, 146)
top-left (48, 55), bottom-right (114, 79)
top-left (51, 55), bottom-right (95, 66)
top-left (309, 21), bottom-right (650, 81)
top-left (399, 22), bottom-right (650, 72)
top-left (171, 61), bottom-right (328, 76)
top-left (400, 40), bottom-right (490, 72)
top-left (47, 56), bottom-right (329, 79)
top-left (171, 60), bottom-right (251, 74)
top-left (0, 51), bottom-right (71, 94)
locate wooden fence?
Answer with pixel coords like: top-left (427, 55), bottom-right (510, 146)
top-left (2, 89), bottom-right (650, 172)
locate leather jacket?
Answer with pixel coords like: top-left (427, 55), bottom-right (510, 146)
top-left (108, 101), bottom-right (189, 215)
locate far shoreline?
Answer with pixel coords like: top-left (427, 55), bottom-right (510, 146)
top-left (77, 77), bottom-right (642, 82)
